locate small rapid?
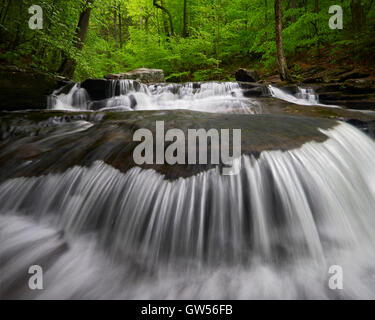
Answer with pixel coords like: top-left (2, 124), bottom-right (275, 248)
top-left (49, 80), bottom-right (262, 114)
top-left (268, 85), bottom-right (340, 108)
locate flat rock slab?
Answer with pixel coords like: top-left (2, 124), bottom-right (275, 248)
top-left (0, 110), bottom-right (336, 180)
top-left (104, 68), bottom-right (165, 83)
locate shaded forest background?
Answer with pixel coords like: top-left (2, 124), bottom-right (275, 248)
top-left (0, 0), bottom-right (374, 81)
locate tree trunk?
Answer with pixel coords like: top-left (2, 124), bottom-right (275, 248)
top-left (315, 0), bottom-right (319, 13)
top-left (113, 1), bottom-right (118, 50)
top-left (118, 4), bottom-right (122, 48)
top-left (264, 0), bottom-right (269, 40)
top-left (182, 0), bottom-right (188, 37)
top-left (351, 0), bottom-right (366, 32)
top-left (216, 0), bottom-right (221, 59)
top-left (139, 7), bottom-right (143, 29)
top-left (291, 0), bottom-right (296, 23)
top-left (314, 0), bottom-right (321, 59)
top-left (153, 0), bottom-right (174, 36)
top-left (158, 3), bottom-right (170, 36)
top-left (58, 0), bottom-right (94, 78)
top-left (0, 0), bottom-right (10, 25)
top-left (274, 0), bottom-right (292, 82)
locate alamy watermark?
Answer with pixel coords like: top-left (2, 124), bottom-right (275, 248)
top-left (329, 5), bottom-right (343, 30)
top-left (133, 121), bottom-right (242, 175)
top-left (28, 265), bottom-right (43, 290)
top-left (328, 265), bottom-right (343, 290)
top-left (28, 5), bottom-right (43, 30)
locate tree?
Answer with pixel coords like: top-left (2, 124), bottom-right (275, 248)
top-left (58, 0), bottom-right (94, 78)
top-left (274, 0), bottom-right (292, 81)
top-left (118, 2), bottom-right (123, 48)
top-left (2, 0), bottom-right (374, 82)
top-left (153, 0), bottom-right (174, 36)
top-left (351, 0), bottom-right (366, 32)
top-left (182, 0), bottom-right (188, 38)
top-left (291, 0), bottom-right (297, 23)
top-left (113, 1), bottom-right (119, 50)
top-left (265, 0), bottom-right (268, 39)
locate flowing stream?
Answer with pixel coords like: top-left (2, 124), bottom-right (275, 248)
top-left (49, 80), bottom-right (263, 114)
top-left (1, 81), bottom-right (375, 299)
top-left (268, 85), bottom-right (340, 107)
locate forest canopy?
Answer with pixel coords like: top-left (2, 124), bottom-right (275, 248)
top-left (0, 0), bottom-right (374, 81)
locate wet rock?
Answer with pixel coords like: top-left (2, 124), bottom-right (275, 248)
top-left (89, 99), bottom-right (108, 111)
top-left (242, 87), bottom-right (264, 97)
top-left (235, 69), bottom-right (260, 82)
top-left (273, 84), bottom-right (298, 95)
top-left (237, 82), bottom-right (269, 96)
top-left (237, 82), bottom-right (263, 90)
top-left (319, 93), bottom-right (375, 101)
top-left (0, 110), bottom-right (336, 181)
top-left (306, 83), bottom-right (375, 110)
top-left (323, 100), bottom-right (375, 110)
top-left (346, 119), bottom-right (375, 138)
top-left (282, 104), bottom-right (375, 124)
top-left (81, 79), bottom-right (112, 101)
top-left (339, 70), bottom-right (371, 82)
top-left (302, 76), bottom-right (324, 84)
top-left (0, 66), bottom-right (69, 111)
top-left (54, 82), bottom-right (75, 95)
top-left (105, 68), bottom-right (165, 83)
top-left (344, 78), bottom-right (375, 87)
top-left (296, 65), bottom-right (372, 85)
top-left (128, 94), bottom-right (137, 109)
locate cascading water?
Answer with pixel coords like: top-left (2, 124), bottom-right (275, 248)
top-left (1, 118), bottom-right (375, 299)
top-left (49, 80), bottom-right (262, 114)
top-left (48, 83), bottom-right (90, 111)
top-left (2, 74), bottom-right (375, 300)
top-left (268, 85), bottom-right (338, 107)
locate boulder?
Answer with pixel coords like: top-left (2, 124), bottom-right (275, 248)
top-left (242, 87), bottom-right (264, 97)
top-left (81, 79), bottom-right (112, 101)
top-left (235, 69), bottom-right (260, 82)
top-left (237, 81), bottom-right (263, 90)
top-left (273, 84), bottom-right (298, 95)
top-left (105, 68), bottom-right (165, 83)
top-left (0, 66), bottom-right (69, 111)
top-left (88, 99), bottom-right (109, 111)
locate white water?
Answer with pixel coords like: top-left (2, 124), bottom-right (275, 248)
top-left (48, 83), bottom-right (90, 111)
top-left (268, 85), bottom-right (340, 108)
top-left (1, 122), bottom-right (375, 299)
top-left (49, 80), bottom-right (262, 114)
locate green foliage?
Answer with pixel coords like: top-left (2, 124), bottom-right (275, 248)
top-left (1, 0), bottom-right (374, 81)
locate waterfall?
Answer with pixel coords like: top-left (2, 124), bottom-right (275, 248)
top-left (48, 83), bottom-right (89, 111)
top-left (1, 122), bottom-right (375, 299)
top-left (49, 80), bottom-right (262, 114)
top-left (268, 85), bottom-right (339, 108)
